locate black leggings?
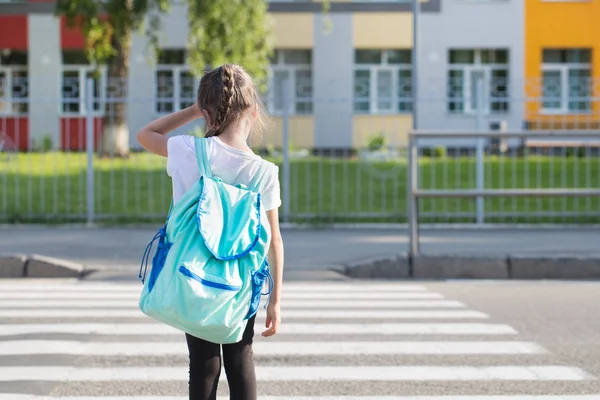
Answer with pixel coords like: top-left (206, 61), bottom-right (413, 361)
top-left (185, 315), bottom-right (257, 400)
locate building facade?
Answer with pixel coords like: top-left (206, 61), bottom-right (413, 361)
top-left (0, 0), bottom-right (441, 152)
top-left (415, 0), bottom-right (525, 147)
top-left (0, 0), bottom-right (599, 152)
top-left (525, 0), bottom-right (600, 131)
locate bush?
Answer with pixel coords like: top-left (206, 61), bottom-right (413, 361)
top-left (366, 133), bottom-right (386, 152)
top-left (565, 146), bottom-right (588, 158)
top-left (31, 135), bottom-right (53, 153)
top-left (421, 146), bottom-right (446, 158)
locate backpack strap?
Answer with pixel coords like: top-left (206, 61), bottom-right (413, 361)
top-left (194, 137), bottom-right (212, 179)
top-left (165, 199), bottom-right (173, 221)
top-left (249, 162), bottom-right (271, 193)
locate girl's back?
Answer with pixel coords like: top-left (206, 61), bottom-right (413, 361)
top-left (166, 134), bottom-right (281, 211)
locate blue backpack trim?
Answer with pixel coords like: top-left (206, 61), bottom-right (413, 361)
top-left (139, 198), bottom-right (174, 287)
top-left (245, 259), bottom-right (273, 319)
top-left (179, 265), bottom-right (242, 291)
top-left (139, 226), bottom-right (173, 292)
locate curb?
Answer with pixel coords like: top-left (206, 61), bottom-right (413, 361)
top-left (4, 252), bottom-right (600, 281)
top-left (343, 253), bottom-right (600, 280)
top-left (0, 254), bottom-right (89, 279)
top-left (343, 255), bottom-right (410, 279)
top-left (0, 253), bottom-right (27, 278)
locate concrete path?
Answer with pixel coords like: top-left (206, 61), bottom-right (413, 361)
top-left (0, 226), bottom-right (597, 278)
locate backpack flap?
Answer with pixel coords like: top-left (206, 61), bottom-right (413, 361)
top-left (197, 176), bottom-right (262, 260)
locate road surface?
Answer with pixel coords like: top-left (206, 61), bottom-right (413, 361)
top-left (1, 226), bottom-right (598, 278)
top-left (0, 278), bottom-right (599, 398)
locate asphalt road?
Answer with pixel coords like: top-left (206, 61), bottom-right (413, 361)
top-left (0, 278), bottom-right (599, 398)
top-left (1, 226), bottom-right (599, 277)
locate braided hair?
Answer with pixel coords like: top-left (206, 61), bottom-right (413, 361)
top-left (197, 64), bottom-right (269, 141)
top-left (213, 65), bottom-right (235, 134)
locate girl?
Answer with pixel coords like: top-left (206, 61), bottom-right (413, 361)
top-left (136, 64), bottom-right (284, 400)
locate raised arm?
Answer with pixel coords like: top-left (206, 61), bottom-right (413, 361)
top-left (136, 105), bottom-right (203, 157)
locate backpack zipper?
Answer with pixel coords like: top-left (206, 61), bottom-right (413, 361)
top-left (179, 265), bottom-right (242, 291)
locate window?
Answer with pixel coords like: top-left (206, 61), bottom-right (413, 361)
top-left (61, 50), bottom-right (106, 115)
top-left (154, 49), bottom-right (197, 114)
top-left (268, 49), bottom-right (312, 115)
top-left (541, 48), bottom-right (591, 113)
top-left (447, 49), bottom-right (509, 114)
top-left (0, 50), bottom-right (28, 115)
top-left (353, 49), bottom-right (412, 114)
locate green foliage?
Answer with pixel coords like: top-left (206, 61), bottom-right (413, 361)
top-left (565, 146), bottom-right (589, 158)
top-left (421, 146), bottom-right (447, 158)
top-left (186, 0), bottom-right (274, 91)
top-left (31, 135), bottom-right (54, 153)
top-left (55, 0), bottom-right (273, 90)
top-left (55, 0), bottom-right (170, 67)
top-left (366, 133), bottom-right (387, 152)
top-left (55, 0), bottom-right (113, 64)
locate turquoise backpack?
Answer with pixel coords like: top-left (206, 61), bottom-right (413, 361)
top-left (138, 137), bottom-right (273, 344)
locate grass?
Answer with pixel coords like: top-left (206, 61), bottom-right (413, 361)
top-left (1, 151), bottom-right (600, 224)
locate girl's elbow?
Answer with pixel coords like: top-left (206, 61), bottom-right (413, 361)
top-left (136, 130), bottom-right (149, 148)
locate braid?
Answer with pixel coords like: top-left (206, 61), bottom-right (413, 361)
top-left (198, 64), bottom-right (262, 139)
top-left (214, 65), bottom-right (235, 130)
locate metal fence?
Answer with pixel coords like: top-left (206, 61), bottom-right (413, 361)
top-left (1, 76), bottom-right (600, 225)
top-left (407, 130), bottom-right (600, 255)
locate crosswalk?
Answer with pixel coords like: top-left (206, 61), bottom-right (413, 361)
top-left (0, 279), bottom-right (597, 399)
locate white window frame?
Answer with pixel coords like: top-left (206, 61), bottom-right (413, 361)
top-left (0, 66), bottom-right (27, 116)
top-left (447, 49), bottom-right (509, 115)
top-left (154, 64), bottom-right (199, 116)
top-left (353, 49), bottom-right (412, 115)
top-left (267, 50), bottom-right (312, 116)
top-left (60, 65), bottom-right (107, 117)
top-left (541, 59), bottom-right (591, 114)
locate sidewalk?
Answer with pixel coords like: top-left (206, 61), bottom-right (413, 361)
top-left (1, 226), bottom-right (597, 277)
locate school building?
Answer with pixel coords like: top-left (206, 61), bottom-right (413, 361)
top-left (0, 0), bottom-right (598, 152)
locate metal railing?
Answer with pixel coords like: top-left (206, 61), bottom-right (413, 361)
top-left (407, 129), bottom-right (600, 256)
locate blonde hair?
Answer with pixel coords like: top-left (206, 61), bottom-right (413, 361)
top-left (197, 64), bottom-right (269, 144)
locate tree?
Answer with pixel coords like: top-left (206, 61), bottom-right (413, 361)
top-left (56, 0), bottom-right (274, 158)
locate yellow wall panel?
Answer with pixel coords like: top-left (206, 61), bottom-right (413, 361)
top-left (353, 115), bottom-right (413, 149)
top-left (353, 13), bottom-right (412, 49)
top-left (261, 116), bottom-right (315, 149)
top-left (271, 13), bottom-right (314, 48)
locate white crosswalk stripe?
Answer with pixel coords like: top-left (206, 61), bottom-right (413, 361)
top-left (0, 308), bottom-right (490, 319)
top-left (0, 340), bottom-right (548, 356)
top-left (0, 322), bottom-right (520, 336)
top-left (2, 397), bottom-right (600, 400)
top-left (0, 280), bottom-right (597, 399)
top-left (0, 365), bottom-right (593, 382)
top-left (0, 299), bottom-right (468, 309)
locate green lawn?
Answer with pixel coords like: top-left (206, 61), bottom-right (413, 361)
top-left (1, 151), bottom-right (599, 224)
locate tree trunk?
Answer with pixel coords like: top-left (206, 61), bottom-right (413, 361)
top-left (98, 25), bottom-right (132, 158)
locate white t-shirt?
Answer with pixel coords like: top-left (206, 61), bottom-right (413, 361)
top-left (166, 135), bottom-right (282, 211)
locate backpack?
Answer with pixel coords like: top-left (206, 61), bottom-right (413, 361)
top-left (138, 137), bottom-right (273, 344)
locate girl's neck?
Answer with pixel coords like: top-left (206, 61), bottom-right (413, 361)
top-left (216, 118), bottom-right (253, 152)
